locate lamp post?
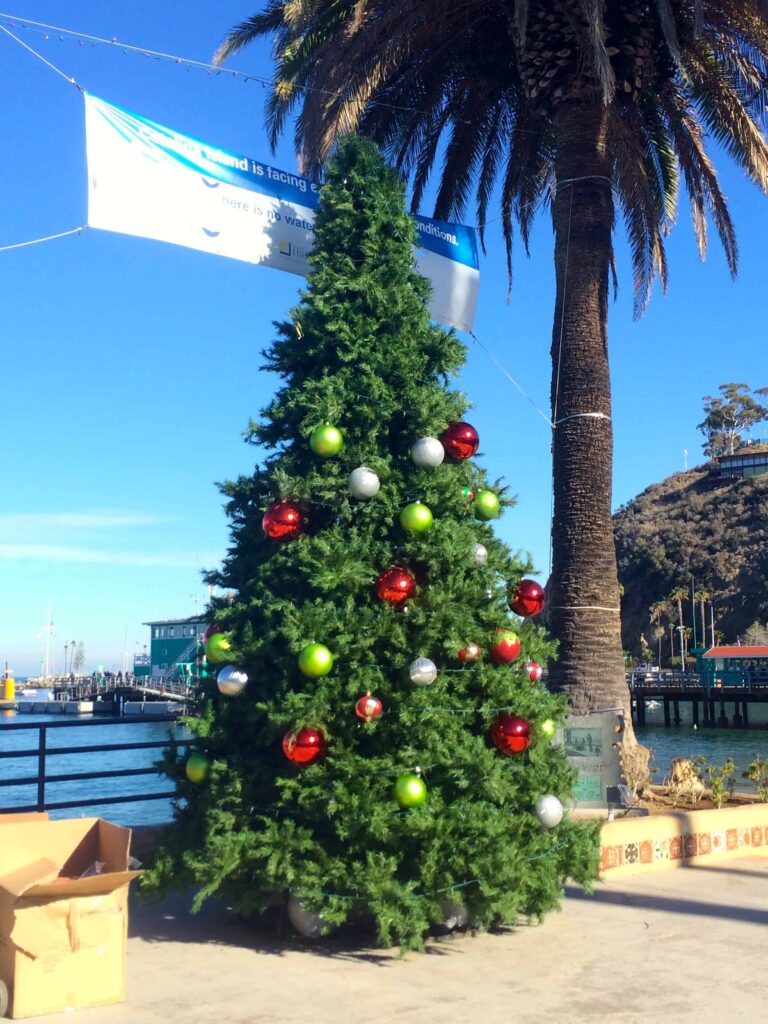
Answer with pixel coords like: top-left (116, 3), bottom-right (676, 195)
top-left (64, 642), bottom-right (69, 679)
top-left (678, 626), bottom-right (687, 673)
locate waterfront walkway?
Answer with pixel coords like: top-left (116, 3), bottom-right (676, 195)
top-left (27, 857), bottom-right (768, 1024)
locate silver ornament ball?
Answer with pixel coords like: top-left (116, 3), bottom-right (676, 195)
top-left (439, 900), bottom-right (471, 930)
top-left (287, 894), bottom-right (336, 939)
top-left (411, 436), bottom-right (445, 469)
top-left (348, 466), bottom-right (381, 499)
top-left (534, 794), bottom-right (564, 829)
top-left (216, 665), bottom-right (248, 698)
top-left (409, 657), bottom-right (438, 686)
top-left (473, 542), bottom-right (488, 565)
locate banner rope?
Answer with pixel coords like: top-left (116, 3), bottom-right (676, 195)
top-left (0, 21), bottom-right (82, 88)
top-left (0, 226), bottom-right (86, 253)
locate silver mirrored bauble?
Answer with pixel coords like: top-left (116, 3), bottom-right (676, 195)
top-left (411, 436), bottom-right (445, 468)
top-left (408, 657), bottom-right (438, 686)
top-left (348, 466), bottom-right (381, 499)
top-left (534, 794), bottom-right (564, 829)
top-left (216, 665), bottom-right (248, 698)
top-left (473, 543), bottom-right (488, 565)
top-left (287, 894), bottom-right (336, 939)
top-left (439, 900), bottom-right (471, 930)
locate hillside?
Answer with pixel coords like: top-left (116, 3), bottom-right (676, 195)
top-left (613, 466), bottom-right (768, 658)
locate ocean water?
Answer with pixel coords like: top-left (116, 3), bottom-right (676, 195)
top-left (0, 710), bottom-right (189, 826)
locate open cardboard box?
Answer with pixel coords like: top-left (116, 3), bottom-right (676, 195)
top-left (0, 815), bottom-right (141, 1019)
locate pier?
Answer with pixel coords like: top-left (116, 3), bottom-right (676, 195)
top-left (628, 670), bottom-right (768, 728)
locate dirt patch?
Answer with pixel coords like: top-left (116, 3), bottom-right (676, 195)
top-left (631, 784), bottom-right (761, 815)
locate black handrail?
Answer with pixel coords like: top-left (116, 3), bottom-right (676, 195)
top-left (0, 714), bottom-right (190, 815)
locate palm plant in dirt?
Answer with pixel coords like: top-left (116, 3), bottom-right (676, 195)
top-left (214, 0), bottom-right (768, 747)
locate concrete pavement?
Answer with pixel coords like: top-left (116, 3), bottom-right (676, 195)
top-left (21, 857), bottom-right (768, 1024)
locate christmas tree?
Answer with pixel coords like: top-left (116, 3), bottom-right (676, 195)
top-left (143, 137), bottom-right (599, 950)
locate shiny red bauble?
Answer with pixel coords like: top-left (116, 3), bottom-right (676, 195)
top-left (525, 661), bottom-right (543, 683)
top-left (458, 643), bottom-right (480, 663)
top-left (490, 714), bottom-right (532, 755)
top-left (282, 727), bottom-right (326, 766)
top-left (441, 421), bottom-right (480, 461)
top-left (355, 694), bottom-right (383, 722)
top-left (510, 579), bottom-right (545, 617)
top-left (204, 624), bottom-right (223, 641)
top-left (375, 566), bottom-right (416, 606)
top-left (262, 500), bottom-right (305, 541)
top-left (489, 629), bottom-right (521, 664)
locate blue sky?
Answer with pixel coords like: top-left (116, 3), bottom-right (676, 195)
top-left (1, 2), bottom-right (767, 676)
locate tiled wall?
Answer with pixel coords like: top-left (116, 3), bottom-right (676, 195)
top-left (599, 805), bottom-right (768, 877)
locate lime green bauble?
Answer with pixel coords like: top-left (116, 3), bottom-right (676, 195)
top-left (298, 642), bottom-right (334, 677)
top-left (393, 772), bottom-right (427, 808)
top-left (309, 424), bottom-right (344, 457)
top-left (474, 490), bottom-right (501, 520)
top-left (541, 719), bottom-right (556, 737)
top-left (185, 752), bottom-right (210, 785)
top-left (205, 632), bottom-right (233, 665)
top-left (399, 501), bottom-right (434, 533)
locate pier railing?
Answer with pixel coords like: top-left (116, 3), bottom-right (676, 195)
top-left (0, 715), bottom-right (190, 815)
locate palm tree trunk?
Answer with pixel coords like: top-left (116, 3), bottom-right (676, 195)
top-left (700, 599), bottom-right (706, 648)
top-left (546, 103), bottom-right (634, 736)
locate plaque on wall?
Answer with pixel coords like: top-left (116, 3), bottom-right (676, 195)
top-left (556, 711), bottom-right (626, 809)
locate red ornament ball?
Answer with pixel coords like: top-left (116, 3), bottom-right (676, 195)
top-left (355, 694), bottom-right (383, 722)
top-left (441, 421), bottom-right (480, 461)
top-left (282, 727), bottom-right (327, 766)
top-left (458, 643), bottom-right (480, 663)
top-left (262, 500), bottom-right (305, 541)
top-left (510, 579), bottom-right (545, 617)
top-left (525, 660), bottom-right (543, 683)
top-left (490, 714), bottom-right (532, 755)
top-left (204, 624), bottom-right (223, 642)
top-left (375, 566), bottom-right (416, 606)
top-left (490, 629), bottom-right (521, 664)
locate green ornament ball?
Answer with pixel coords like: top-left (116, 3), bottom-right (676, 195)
top-left (393, 772), bottom-right (427, 808)
top-left (205, 632), bottom-right (233, 665)
top-left (474, 490), bottom-right (501, 520)
top-left (541, 719), bottom-right (557, 737)
top-left (309, 424), bottom-right (344, 457)
top-left (298, 642), bottom-right (334, 678)
top-left (399, 501), bottom-right (434, 533)
top-left (185, 752), bottom-right (210, 785)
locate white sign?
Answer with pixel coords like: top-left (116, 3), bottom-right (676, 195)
top-left (84, 94), bottom-right (480, 332)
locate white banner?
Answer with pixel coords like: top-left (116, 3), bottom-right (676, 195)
top-left (84, 94), bottom-right (479, 332)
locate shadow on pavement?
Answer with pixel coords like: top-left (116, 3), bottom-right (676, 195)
top-left (564, 883), bottom-right (768, 925)
top-left (129, 889), bottom-right (479, 963)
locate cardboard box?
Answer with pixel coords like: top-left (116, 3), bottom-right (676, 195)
top-left (0, 817), bottom-right (141, 1019)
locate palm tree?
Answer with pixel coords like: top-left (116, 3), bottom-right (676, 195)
top-left (669, 586), bottom-right (688, 670)
top-left (649, 599), bottom-right (670, 666)
top-left (215, 2), bottom-right (768, 737)
top-left (696, 588), bottom-right (711, 647)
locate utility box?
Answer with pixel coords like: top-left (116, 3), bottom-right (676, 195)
top-left (557, 711), bottom-right (627, 809)
top-left (0, 817), bottom-right (141, 1019)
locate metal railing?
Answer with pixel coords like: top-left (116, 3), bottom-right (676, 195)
top-left (0, 714), bottom-right (190, 815)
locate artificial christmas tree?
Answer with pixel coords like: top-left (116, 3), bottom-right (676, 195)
top-left (143, 137), bottom-right (599, 949)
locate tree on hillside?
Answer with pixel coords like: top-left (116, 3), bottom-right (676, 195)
top-left (649, 599), bottom-right (670, 666)
top-left (669, 587), bottom-right (688, 670)
top-left (143, 139), bottom-right (599, 950)
top-left (215, 0), bottom-right (768, 743)
top-left (698, 383), bottom-right (768, 457)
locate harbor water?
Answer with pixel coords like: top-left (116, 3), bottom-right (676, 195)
top-left (3, 699), bottom-right (768, 825)
top-left (0, 706), bottom-right (188, 826)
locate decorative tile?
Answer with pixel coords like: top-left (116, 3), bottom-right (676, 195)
top-left (669, 836), bottom-right (683, 860)
top-left (752, 827), bottom-right (763, 847)
top-left (712, 830), bottom-right (725, 853)
top-left (738, 827), bottom-right (751, 848)
top-left (698, 833), bottom-right (712, 855)
top-left (726, 828), bottom-right (738, 851)
top-left (683, 833), bottom-right (698, 858)
top-left (653, 838), bottom-right (669, 861)
top-left (601, 845), bottom-right (621, 871)
top-left (639, 840), bottom-right (653, 864)
top-left (624, 842), bottom-right (639, 864)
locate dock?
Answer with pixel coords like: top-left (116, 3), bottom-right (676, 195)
top-left (628, 671), bottom-right (768, 728)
